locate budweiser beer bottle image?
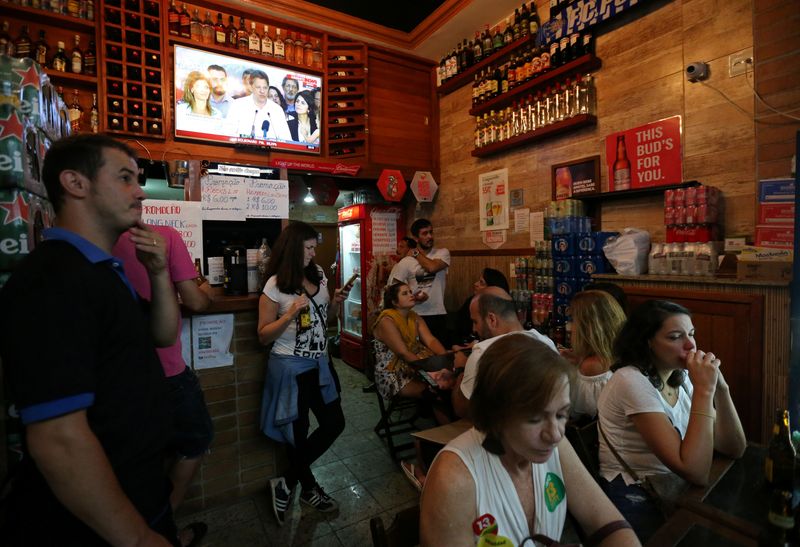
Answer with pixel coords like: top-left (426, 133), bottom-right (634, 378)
top-left (613, 134), bottom-right (631, 191)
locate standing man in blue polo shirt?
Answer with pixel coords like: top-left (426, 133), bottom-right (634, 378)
top-left (0, 135), bottom-right (180, 546)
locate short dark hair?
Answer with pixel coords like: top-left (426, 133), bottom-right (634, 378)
top-left (482, 268), bottom-right (509, 292)
top-left (207, 64), bottom-right (226, 75)
top-left (612, 299), bottom-right (691, 390)
top-left (383, 282), bottom-right (407, 310)
top-left (282, 76), bottom-right (299, 88)
top-left (400, 237), bottom-right (416, 249)
top-left (583, 281), bottom-right (627, 312)
top-left (265, 221), bottom-right (321, 293)
top-left (249, 69), bottom-right (268, 85)
top-left (471, 333), bottom-right (574, 455)
top-left (42, 134), bottom-right (136, 213)
top-left (476, 293), bottom-right (517, 321)
top-left (410, 218), bottom-right (431, 237)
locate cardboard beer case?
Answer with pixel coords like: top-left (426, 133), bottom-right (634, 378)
top-left (0, 55), bottom-right (44, 129)
top-left (0, 188), bottom-right (50, 271)
top-left (0, 104), bottom-right (48, 198)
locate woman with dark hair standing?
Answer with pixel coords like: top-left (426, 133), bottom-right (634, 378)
top-left (268, 86), bottom-right (288, 114)
top-left (421, 334), bottom-right (640, 546)
top-left (597, 300), bottom-right (746, 540)
top-left (257, 221), bottom-right (349, 525)
top-left (287, 90), bottom-right (319, 143)
top-left (454, 267), bottom-right (510, 343)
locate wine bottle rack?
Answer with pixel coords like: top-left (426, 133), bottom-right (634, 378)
top-left (326, 38), bottom-right (367, 158)
top-left (101, 0), bottom-right (166, 138)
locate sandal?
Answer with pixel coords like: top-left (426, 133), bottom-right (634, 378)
top-left (400, 461), bottom-right (423, 492)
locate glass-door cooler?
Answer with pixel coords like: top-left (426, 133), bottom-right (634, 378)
top-left (338, 222), bottom-right (362, 338)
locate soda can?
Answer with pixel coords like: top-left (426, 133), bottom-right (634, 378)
top-left (0, 188), bottom-right (43, 270)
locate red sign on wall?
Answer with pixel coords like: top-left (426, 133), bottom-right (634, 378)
top-left (605, 116), bottom-right (682, 191)
top-left (377, 169), bottom-right (406, 202)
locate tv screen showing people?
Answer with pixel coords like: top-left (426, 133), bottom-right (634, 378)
top-left (173, 45), bottom-right (322, 154)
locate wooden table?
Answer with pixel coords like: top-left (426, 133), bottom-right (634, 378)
top-left (646, 445), bottom-right (770, 546)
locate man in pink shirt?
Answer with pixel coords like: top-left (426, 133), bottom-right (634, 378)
top-left (113, 224), bottom-right (212, 547)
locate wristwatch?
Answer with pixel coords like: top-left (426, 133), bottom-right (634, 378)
top-left (412, 250), bottom-right (420, 258)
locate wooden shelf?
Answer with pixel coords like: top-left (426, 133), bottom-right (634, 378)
top-left (168, 35), bottom-right (324, 75)
top-left (328, 90), bottom-right (362, 98)
top-left (471, 114), bottom-right (596, 158)
top-left (45, 71), bottom-right (98, 86)
top-left (469, 54), bottom-right (602, 116)
top-left (1, 3), bottom-right (95, 32)
top-left (328, 76), bottom-right (363, 83)
top-left (327, 137), bottom-right (365, 144)
top-left (578, 181), bottom-right (701, 203)
top-left (328, 106), bottom-right (364, 114)
top-left (327, 59), bottom-right (362, 67)
top-left (327, 122), bottom-right (363, 129)
top-left (437, 34), bottom-right (531, 96)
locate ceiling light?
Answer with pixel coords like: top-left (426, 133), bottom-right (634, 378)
top-left (303, 187), bottom-right (315, 203)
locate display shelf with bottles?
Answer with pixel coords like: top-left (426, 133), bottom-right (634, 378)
top-left (163, 1), bottom-right (323, 73)
top-left (326, 38), bottom-right (367, 159)
top-left (100, 0), bottom-right (166, 138)
top-left (469, 53), bottom-right (600, 116)
top-left (471, 113), bottom-right (596, 158)
top-left (0, 3), bottom-right (96, 32)
top-left (437, 34), bottom-right (529, 96)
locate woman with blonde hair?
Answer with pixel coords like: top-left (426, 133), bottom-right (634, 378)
top-left (566, 290), bottom-right (626, 418)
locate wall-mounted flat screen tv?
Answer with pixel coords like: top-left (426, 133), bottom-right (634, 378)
top-left (173, 45), bottom-right (322, 154)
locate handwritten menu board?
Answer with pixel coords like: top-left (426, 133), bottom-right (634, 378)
top-left (201, 175), bottom-right (289, 221)
top-left (141, 199), bottom-right (203, 262)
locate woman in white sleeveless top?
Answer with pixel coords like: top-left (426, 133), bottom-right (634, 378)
top-left (421, 334), bottom-right (640, 547)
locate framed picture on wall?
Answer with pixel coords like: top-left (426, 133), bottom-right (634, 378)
top-left (552, 156), bottom-right (601, 200)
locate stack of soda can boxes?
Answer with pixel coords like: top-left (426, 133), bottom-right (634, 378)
top-left (756, 178), bottom-right (795, 249)
top-left (549, 199), bottom-right (617, 324)
top-left (0, 54), bottom-right (70, 290)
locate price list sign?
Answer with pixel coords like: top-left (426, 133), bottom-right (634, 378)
top-left (201, 175), bottom-right (247, 221)
top-left (247, 179), bottom-right (289, 219)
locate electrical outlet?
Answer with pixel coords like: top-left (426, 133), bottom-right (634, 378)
top-left (729, 48), bottom-right (753, 77)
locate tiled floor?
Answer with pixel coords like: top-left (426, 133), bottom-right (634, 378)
top-left (178, 358), bottom-right (429, 546)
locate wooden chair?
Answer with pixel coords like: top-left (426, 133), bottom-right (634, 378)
top-left (370, 505), bottom-right (420, 547)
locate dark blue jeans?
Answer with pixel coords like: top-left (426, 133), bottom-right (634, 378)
top-left (601, 475), bottom-right (665, 542)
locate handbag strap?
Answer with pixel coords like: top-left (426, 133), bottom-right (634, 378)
top-left (302, 286), bottom-right (327, 325)
top-left (597, 420), bottom-right (643, 483)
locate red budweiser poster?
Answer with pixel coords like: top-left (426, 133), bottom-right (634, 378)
top-left (269, 158), bottom-right (361, 176)
top-left (605, 116), bottom-right (682, 191)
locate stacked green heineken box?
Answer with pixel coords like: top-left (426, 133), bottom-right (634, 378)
top-left (0, 54), bottom-right (70, 291)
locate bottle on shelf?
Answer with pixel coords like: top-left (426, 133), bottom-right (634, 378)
top-left (513, 9), bottom-right (521, 41)
top-left (261, 25), bottom-right (273, 57)
top-left (70, 35), bottom-right (82, 74)
top-left (84, 40), bottom-right (96, 76)
top-left (569, 33), bottom-right (580, 61)
top-left (201, 11), bottom-right (214, 45)
top-left (274, 28), bottom-right (285, 59)
top-left (89, 92), bottom-right (99, 133)
top-left (472, 31), bottom-right (483, 64)
top-left (190, 8), bottom-right (202, 42)
top-left (13, 25), bottom-right (32, 60)
top-left (303, 35), bottom-right (313, 67)
top-left (51, 41), bottom-right (67, 72)
top-left (549, 40), bottom-right (561, 69)
top-left (226, 15), bottom-right (237, 49)
top-left (284, 31), bottom-right (295, 63)
top-left (85, 0), bottom-right (94, 21)
top-left (214, 13), bottom-right (226, 46)
top-left (248, 22), bottom-right (260, 55)
top-left (481, 25), bottom-right (493, 58)
top-left (66, 0), bottom-right (80, 18)
top-left (68, 89), bottom-right (83, 133)
top-left (178, 3), bottom-right (191, 39)
top-left (613, 134), bottom-right (631, 190)
top-left (520, 2), bottom-right (530, 38)
top-left (0, 21), bottom-right (13, 57)
top-left (167, 0), bottom-right (179, 34)
top-left (294, 33), bottom-right (305, 65)
top-left (34, 30), bottom-right (48, 67)
top-left (236, 17), bottom-right (248, 52)
top-left (503, 18), bottom-right (514, 45)
top-left (311, 38), bottom-right (322, 69)
top-left (492, 25), bottom-right (503, 52)
top-left (766, 410), bottom-right (796, 536)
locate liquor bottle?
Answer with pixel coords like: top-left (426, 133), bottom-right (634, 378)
top-left (89, 93), bottom-right (99, 133)
top-left (582, 32), bottom-right (594, 56)
top-left (200, 11), bottom-right (214, 45)
top-left (767, 410), bottom-right (796, 488)
top-left (559, 35), bottom-right (571, 64)
top-left (34, 30), bottom-right (48, 66)
top-left (168, 1), bottom-right (180, 35)
top-left (274, 28), bottom-right (285, 59)
top-left (492, 25), bottom-right (503, 51)
top-left (70, 35), bottom-right (82, 74)
top-left (513, 9), bottom-right (521, 40)
top-left (68, 89), bottom-right (83, 133)
top-left (549, 40), bottom-right (560, 68)
top-left (474, 116), bottom-right (482, 148)
top-left (67, 0), bottom-right (80, 17)
top-left (284, 31), bottom-right (295, 63)
top-left (613, 135), bottom-right (632, 190)
top-left (236, 17), bottom-right (248, 52)
top-left (303, 35), bottom-right (313, 67)
top-left (549, 0), bottom-right (559, 18)
top-left (520, 2), bottom-right (530, 38)
top-left (248, 22), bottom-right (260, 54)
top-left (51, 41), bottom-right (67, 72)
top-left (214, 13), bottom-right (226, 46)
top-left (481, 26), bottom-right (492, 58)
top-left (312, 38), bottom-right (322, 69)
top-left (85, 0), bottom-right (94, 20)
top-left (472, 31), bottom-right (483, 63)
top-left (459, 39), bottom-right (470, 72)
top-left (503, 18), bottom-right (514, 44)
top-left (13, 25), bottom-right (32, 60)
top-left (226, 16), bottom-right (237, 49)
top-left (179, 3), bottom-right (191, 39)
top-left (507, 55), bottom-right (517, 89)
top-left (84, 40), bottom-right (96, 76)
top-left (529, 2), bottom-right (541, 36)
top-left (190, 8), bottom-right (202, 42)
top-left (261, 25), bottom-right (273, 57)
top-left (295, 33), bottom-right (305, 65)
top-left (0, 21), bottom-right (13, 57)
top-left (500, 64), bottom-right (509, 95)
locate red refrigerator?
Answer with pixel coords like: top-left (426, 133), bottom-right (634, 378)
top-left (337, 204), bottom-right (404, 369)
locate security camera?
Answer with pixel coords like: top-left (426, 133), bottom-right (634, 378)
top-left (686, 62), bottom-right (710, 82)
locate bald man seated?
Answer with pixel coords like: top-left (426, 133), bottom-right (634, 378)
top-left (451, 286), bottom-right (558, 418)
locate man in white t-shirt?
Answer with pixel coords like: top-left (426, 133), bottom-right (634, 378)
top-left (408, 218), bottom-right (450, 345)
top-left (226, 70), bottom-right (291, 141)
top-left (452, 286), bottom-right (557, 418)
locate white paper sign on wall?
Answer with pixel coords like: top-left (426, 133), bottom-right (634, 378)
top-left (410, 171), bottom-right (439, 202)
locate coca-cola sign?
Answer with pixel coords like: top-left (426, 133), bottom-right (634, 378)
top-left (269, 158), bottom-right (360, 176)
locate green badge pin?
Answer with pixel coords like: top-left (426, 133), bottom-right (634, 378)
top-left (544, 472), bottom-right (566, 512)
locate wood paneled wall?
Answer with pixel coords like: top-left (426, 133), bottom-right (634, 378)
top-left (431, 0), bottom-right (759, 306)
